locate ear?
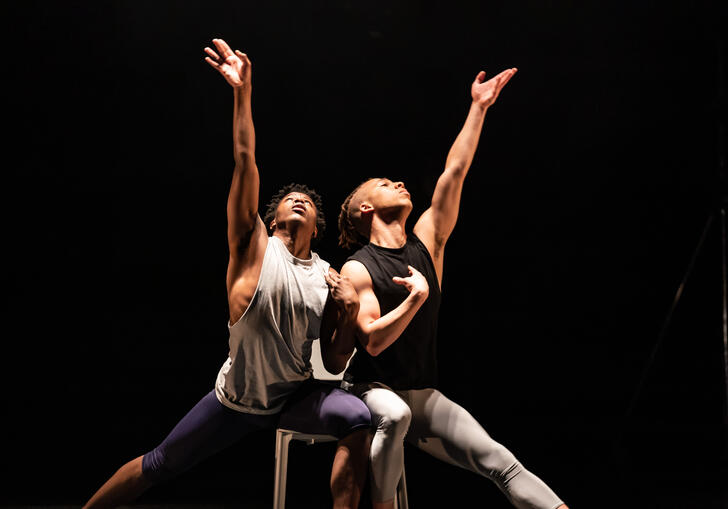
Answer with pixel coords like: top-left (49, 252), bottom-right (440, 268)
top-left (360, 201), bottom-right (374, 214)
top-left (312, 226), bottom-right (318, 239)
top-left (269, 219), bottom-right (277, 231)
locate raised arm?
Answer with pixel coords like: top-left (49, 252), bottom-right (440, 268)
top-left (204, 38), bottom-right (262, 253)
top-left (414, 67), bottom-right (517, 280)
top-left (340, 261), bottom-right (429, 357)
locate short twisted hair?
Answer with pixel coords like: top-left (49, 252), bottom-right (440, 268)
top-left (263, 183), bottom-right (325, 244)
top-left (337, 179), bottom-right (373, 249)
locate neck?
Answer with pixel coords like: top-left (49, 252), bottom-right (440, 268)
top-left (273, 228), bottom-right (312, 259)
top-left (369, 215), bottom-right (407, 248)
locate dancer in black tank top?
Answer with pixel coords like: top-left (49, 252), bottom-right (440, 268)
top-left (338, 67), bottom-right (569, 509)
top-left (344, 233), bottom-right (440, 390)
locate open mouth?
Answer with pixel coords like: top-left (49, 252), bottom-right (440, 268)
top-left (292, 205), bottom-right (306, 214)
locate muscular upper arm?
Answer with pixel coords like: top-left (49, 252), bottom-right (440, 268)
top-left (226, 216), bottom-right (268, 323)
top-left (227, 160), bottom-right (261, 252)
top-left (413, 167), bottom-right (465, 282)
top-left (340, 260), bottom-right (380, 346)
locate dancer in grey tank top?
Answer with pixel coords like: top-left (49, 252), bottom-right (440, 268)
top-left (83, 38), bottom-right (371, 509)
top-left (337, 67), bottom-right (569, 509)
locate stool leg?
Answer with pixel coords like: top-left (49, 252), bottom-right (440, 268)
top-left (396, 462), bottom-right (409, 509)
top-left (273, 430), bottom-right (293, 509)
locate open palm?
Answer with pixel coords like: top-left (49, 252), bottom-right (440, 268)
top-left (204, 38), bottom-right (251, 89)
top-left (471, 67), bottom-right (517, 108)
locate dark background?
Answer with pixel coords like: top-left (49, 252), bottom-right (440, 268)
top-left (3, 1), bottom-right (727, 507)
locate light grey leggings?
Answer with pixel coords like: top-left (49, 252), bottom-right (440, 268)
top-left (353, 385), bottom-right (564, 509)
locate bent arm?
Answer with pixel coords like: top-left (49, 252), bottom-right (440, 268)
top-left (319, 297), bottom-right (359, 374)
top-left (341, 261), bottom-right (428, 357)
top-left (319, 268), bottom-right (360, 373)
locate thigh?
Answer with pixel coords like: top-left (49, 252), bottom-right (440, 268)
top-left (163, 390), bottom-right (277, 451)
top-left (143, 390), bottom-right (277, 481)
top-left (398, 389), bottom-right (501, 469)
top-left (278, 380), bottom-right (371, 438)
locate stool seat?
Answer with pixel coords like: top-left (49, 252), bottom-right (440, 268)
top-left (273, 427), bottom-right (408, 509)
top-left (272, 340), bottom-right (409, 508)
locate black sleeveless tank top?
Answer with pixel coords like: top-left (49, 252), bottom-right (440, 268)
top-left (344, 233), bottom-right (441, 390)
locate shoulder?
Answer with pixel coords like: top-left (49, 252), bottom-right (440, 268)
top-left (230, 216), bottom-right (268, 260)
top-left (341, 259), bottom-right (372, 290)
top-left (341, 259), bottom-right (370, 277)
top-left (226, 221), bottom-right (269, 285)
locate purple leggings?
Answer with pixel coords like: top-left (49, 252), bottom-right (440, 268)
top-left (141, 380), bottom-right (371, 484)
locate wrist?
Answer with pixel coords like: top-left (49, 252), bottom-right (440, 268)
top-left (234, 84), bottom-right (252, 100)
top-left (410, 288), bottom-right (429, 302)
top-left (471, 100), bottom-right (488, 113)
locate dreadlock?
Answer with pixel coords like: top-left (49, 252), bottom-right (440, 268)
top-left (337, 179), bottom-right (373, 249)
top-left (263, 183), bottom-right (326, 245)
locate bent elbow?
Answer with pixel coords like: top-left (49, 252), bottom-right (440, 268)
top-left (358, 330), bottom-right (379, 357)
top-left (365, 343), bottom-right (384, 357)
top-left (322, 359), bottom-right (345, 376)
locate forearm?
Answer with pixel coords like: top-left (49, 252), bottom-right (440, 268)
top-left (444, 101), bottom-right (488, 175)
top-left (417, 101), bottom-right (487, 248)
top-left (227, 86), bottom-right (259, 242)
top-left (322, 311), bottom-right (359, 374)
top-left (232, 87), bottom-right (255, 164)
top-left (361, 292), bottom-right (427, 356)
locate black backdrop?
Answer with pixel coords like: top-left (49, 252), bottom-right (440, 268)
top-left (3, 1), bottom-right (727, 507)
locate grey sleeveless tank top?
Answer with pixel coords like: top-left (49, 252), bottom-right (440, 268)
top-left (215, 236), bottom-right (330, 414)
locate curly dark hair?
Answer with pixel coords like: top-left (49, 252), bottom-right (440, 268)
top-left (263, 183), bottom-right (326, 244)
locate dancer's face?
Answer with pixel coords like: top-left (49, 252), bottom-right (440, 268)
top-left (271, 192), bottom-right (319, 239)
top-left (360, 178), bottom-right (412, 215)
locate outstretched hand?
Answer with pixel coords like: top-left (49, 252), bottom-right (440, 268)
top-left (204, 38), bottom-right (251, 89)
top-left (471, 67), bottom-right (517, 108)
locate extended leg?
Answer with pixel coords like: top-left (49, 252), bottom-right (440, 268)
top-left (82, 455), bottom-right (150, 509)
top-left (83, 390), bottom-right (276, 509)
top-left (401, 389), bottom-right (567, 509)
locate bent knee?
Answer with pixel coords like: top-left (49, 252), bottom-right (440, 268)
top-left (141, 448), bottom-right (175, 485)
top-left (378, 403), bottom-right (412, 439)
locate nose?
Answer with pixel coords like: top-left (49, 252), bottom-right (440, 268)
top-left (394, 181), bottom-right (405, 189)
